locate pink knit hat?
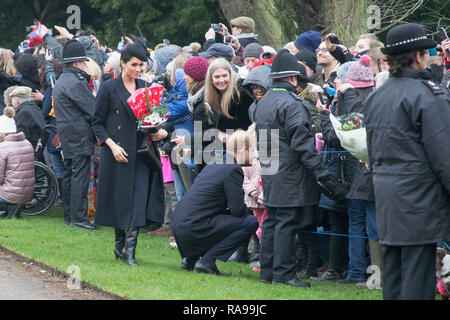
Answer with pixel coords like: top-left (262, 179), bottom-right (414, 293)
top-left (345, 55), bottom-right (374, 88)
top-left (183, 56), bottom-right (209, 82)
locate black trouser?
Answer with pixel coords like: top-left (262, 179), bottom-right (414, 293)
top-left (260, 206), bottom-right (303, 283)
top-left (382, 244), bottom-right (436, 300)
top-left (298, 227), bottom-right (320, 273)
top-left (200, 215), bottom-right (258, 265)
top-left (327, 209), bottom-right (349, 273)
top-left (62, 156), bottom-right (90, 224)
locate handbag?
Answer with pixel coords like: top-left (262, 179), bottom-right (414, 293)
top-left (137, 145), bottom-right (162, 172)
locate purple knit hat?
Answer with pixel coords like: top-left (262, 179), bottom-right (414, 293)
top-left (183, 56), bottom-right (210, 82)
top-left (345, 55), bottom-right (374, 88)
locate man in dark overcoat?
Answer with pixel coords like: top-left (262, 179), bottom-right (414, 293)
top-left (364, 23), bottom-right (450, 300)
top-left (252, 49), bottom-right (346, 287)
top-left (52, 40), bottom-right (97, 230)
top-left (171, 130), bottom-right (258, 275)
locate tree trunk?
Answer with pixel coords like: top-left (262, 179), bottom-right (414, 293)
top-left (218, 0), bottom-right (369, 50)
top-left (218, 0), bottom-right (323, 50)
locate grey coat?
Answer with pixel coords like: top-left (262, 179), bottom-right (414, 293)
top-left (52, 66), bottom-right (95, 158)
top-left (364, 67), bottom-right (450, 246)
top-left (252, 80), bottom-right (324, 208)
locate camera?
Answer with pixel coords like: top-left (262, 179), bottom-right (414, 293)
top-left (223, 36), bottom-right (232, 44)
top-left (211, 23), bottom-right (222, 33)
top-left (329, 35), bottom-right (339, 44)
top-left (262, 52), bottom-right (274, 59)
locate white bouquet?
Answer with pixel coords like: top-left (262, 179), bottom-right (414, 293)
top-left (329, 112), bottom-right (369, 164)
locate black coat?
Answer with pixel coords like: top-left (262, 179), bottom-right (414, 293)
top-left (364, 67), bottom-right (450, 246)
top-left (92, 76), bottom-right (165, 230)
top-left (0, 71), bottom-right (23, 113)
top-left (171, 156), bottom-right (248, 258)
top-left (52, 66), bottom-right (95, 158)
top-left (14, 100), bottom-right (44, 150)
top-left (253, 80), bottom-right (324, 208)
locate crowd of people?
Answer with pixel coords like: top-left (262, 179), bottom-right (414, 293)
top-left (0, 15), bottom-right (449, 300)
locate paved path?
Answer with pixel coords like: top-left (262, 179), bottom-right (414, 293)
top-left (0, 248), bottom-right (118, 300)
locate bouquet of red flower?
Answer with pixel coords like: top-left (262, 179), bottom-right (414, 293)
top-left (127, 82), bottom-right (169, 132)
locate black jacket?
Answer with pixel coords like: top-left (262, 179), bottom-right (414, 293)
top-left (364, 67), bottom-right (450, 246)
top-left (92, 76), bottom-right (165, 230)
top-left (0, 71), bottom-right (23, 113)
top-left (253, 80), bottom-right (324, 207)
top-left (52, 66), bottom-right (95, 158)
top-left (171, 156), bottom-right (248, 258)
top-left (14, 100), bottom-right (44, 150)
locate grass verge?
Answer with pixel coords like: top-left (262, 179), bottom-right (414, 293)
top-left (0, 207), bottom-right (382, 300)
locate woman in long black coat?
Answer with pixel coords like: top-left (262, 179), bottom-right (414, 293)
top-left (92, 45), bottom-right (165, 266)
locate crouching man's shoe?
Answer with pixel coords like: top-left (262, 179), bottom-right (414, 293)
top-left (180, 257), bottom-right (199, 271)
top-left (274, 277), bottom-right (311, 288)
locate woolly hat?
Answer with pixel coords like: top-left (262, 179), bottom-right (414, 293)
top-left (294, 30), bottom-right (322, 53)
top-left (295, 48), bottom-right (317, 72)
top-left (345, 55), bottom-right (374, 88)
top-left (243, 43), bottom-right (263, 59)
top-left (269, 49), bottom-right (301, 79)
top-left (0, 106), bottom-right (17, 134)
top-left (183, 56), bottom-right (209, 82)
top-left (337, 61), bottom-right (355, 82)
top-left (381, 23), bottom-right (436, 55)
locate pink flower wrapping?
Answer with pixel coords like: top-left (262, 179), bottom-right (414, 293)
top-left (127, 83), bottom-right (165, 122)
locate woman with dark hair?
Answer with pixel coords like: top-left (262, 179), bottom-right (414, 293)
top-left (14, 53), bottom-right (41, 92)
top-left (92, 44), bottom-right (165, 266)
top-left (364, 23), bottom-right (450, 300)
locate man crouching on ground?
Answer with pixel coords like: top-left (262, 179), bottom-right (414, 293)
top-left (171, 130), bottom-right (258, 276)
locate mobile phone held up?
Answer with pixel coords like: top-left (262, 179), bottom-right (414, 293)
top-left (211, 23), bottom-right (222, 33)
top-left (439, 27), bottom-right (449, 54)
top-left (223, 36), bottom-right (232, 44)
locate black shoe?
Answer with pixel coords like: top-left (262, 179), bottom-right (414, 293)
top-left (259, 278), bottom-right (272, 284)
top-left (297, 269), bottom-right (318, 279)
top-left (310, 268), bottom-right (342, 281)
top-left (122, 228), bottom-right (139, 266)
top-left (114, 228), bottom-right (126, 260)
top-left (71, 221), bottom-right (98, 230)
top-left (274, 277), bottom-right (311, 288)
top-left (227, 247), bottom-right (249, 263)
top-left (180, 257), bottom-right (198, 271)
top-left (194, 261), bottom-right (221, 275)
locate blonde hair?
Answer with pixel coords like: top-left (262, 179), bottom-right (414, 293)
top-left (0, 48), bottom-right (18, 76)
top-left (84, 57), bottom-right (102, 80)
top-left (204, 58), bottom-right (239, 119)
top-left (0, 106), bottom-right (15, 142)
top-left (3, 85), bottom-right (19, 108)
top-left (189, 42), bottom-right (201, 54)
top-left (169, 53), bottom-right (191, 84)
top-left (226, 129), bottom-right (254, 157)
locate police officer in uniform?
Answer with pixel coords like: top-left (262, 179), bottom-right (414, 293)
top-left (252, 49), bottom-right (346, 287)
top-left (53, 40), bottom-right (97, 230)
top-left (364, 23), bottom-right (450, 299)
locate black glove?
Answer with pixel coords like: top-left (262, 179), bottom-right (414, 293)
top-left (162, 74), bottom-right (174, 92)
top-left (316, 170), bottom-right (347, 202)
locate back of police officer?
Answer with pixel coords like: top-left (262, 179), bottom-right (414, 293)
top-left (364, 23), bottom-right (450, 300)
top-left (53, 39), bottom-right (97, 230)
top-left (252, 49), bottom-right (346, 287)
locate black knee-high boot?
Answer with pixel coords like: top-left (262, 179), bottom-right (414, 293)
top-left (122, 228), bottom-right (140, 266)
top-left (114, 228), bottom-right (126, 260)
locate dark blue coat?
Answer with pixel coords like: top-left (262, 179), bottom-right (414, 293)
top-left (92, 75), bottom-right (165, 230)
top-left (171, 155), bottom-right (248, 258)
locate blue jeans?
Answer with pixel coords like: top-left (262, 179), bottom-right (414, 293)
top-left (346, 199), bottom-right (369, 281)
top-left (49, 150), bottom-right (64, 180)
top-left (172, 169), bottom-right (186, 202)
top-left (364, 201), bottom-right (379, 241)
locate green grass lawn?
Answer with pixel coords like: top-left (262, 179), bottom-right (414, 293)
top-left (0, 207), bottom-right (382, 300)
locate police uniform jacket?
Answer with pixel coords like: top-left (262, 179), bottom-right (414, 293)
top-left (364, 67), bottom-right (450, 246)
top-left (52, 66), bottom-right (95, 158)
top-left (252, 80), bottom-right (324, 208)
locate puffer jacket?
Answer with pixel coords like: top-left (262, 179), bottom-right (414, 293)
top-left (0, 132), bottom-right (35, 204)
